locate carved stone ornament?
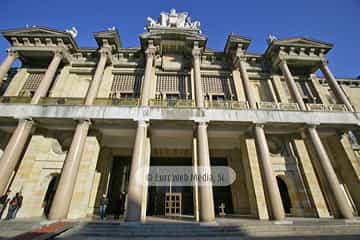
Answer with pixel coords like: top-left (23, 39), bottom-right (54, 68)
top-left (146, 8), bottom-right (201, 32)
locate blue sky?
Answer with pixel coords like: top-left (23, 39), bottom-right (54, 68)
top-left (1, 0), bottom-right (359, 77)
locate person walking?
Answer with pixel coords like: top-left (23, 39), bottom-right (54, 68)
top-left (0, 190), bottom-right (11, 219)
top-left (5, 192), bottom-right (23, 220)
top-left (99, 194), bottom-right (109, 220)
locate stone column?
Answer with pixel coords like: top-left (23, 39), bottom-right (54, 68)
top-left (140, 42), bottom-right (156, 106)
top-left (254, 125), bottom-right (285, 220)
top-left (319, 60), bottom-right (354, 112)
top-left (279, 59), bottom-right (307, 111)
top-left (0, 49), bottom-right (18, 87)
top-left (0, 50), bottom-right (64, 195)
top-left (48, 120), bottom-right (90, 220)
top-left (85, 48), bottom-right (109, 105)
top-left (236, 50), bottom-right (284, 220)
top-left (192, 137), bottom-right (200, 222)
top-left (238, 56), bottom-right (256, 109)
top-left (0, 119), bottom-right (33, 194)
top-left (197, 122), bottom-right (215, 222)
top-left (125, 121), bottom-right (147, 222)
top-left (31, 50), bottom-right (63, 104)
top-left (306, 127), bottom-right (353, 219)
top-left (192, 43), bottom-right (204, 108)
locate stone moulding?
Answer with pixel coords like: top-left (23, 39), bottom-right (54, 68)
top-left (0, 104), bottom-right (359, 126)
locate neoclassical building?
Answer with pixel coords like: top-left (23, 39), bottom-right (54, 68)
top-left (0, 9), bottom-right (359, 222)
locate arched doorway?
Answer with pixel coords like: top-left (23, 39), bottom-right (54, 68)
top-left (276, 176), bottom-right (292, 214)
top-left (43, 174), bottom-right (60, 217)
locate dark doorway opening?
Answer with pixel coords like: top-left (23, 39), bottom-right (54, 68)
top-left (276, 176), bottom-right (292, 214)
top-left (211, 158), bottom-right (234, 215)
top-left (107, 157), bottom-right (130, 218)
top-left (43, 174), bottom-right (60, 217)
top-left (147, 157), bottom-right (194, 216)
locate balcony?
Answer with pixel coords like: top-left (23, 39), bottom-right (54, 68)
top-left (0, 96), bottom-right (32, 104)
top-left (257, 102), bottom-right (300, 111)
top-left (307, 103), bottom-right (347, 112)
top-left (94, 98), bottom-right (139, 106)
top-left (149, 99), bottom-right (195, 108)
top-left (39, 97), bottom-right (85, 105)
top-left (205, 100), bottom-right (248, 110)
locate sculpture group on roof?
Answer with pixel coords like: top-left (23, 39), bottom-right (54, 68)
top-left (146, 8), bottom-right (201, 31)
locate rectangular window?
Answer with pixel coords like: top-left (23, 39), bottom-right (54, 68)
top-left (156, 73), bottom-right (190, 99)
top-left (19, 73), bottom-right (44, 97)
top-left (201, 74), bottom-right (236, 100)
top-left (110, 73), bottom-right (143, 98)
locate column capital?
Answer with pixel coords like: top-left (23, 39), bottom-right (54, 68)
top-left (320, 57), bottom-right (329, 66)
top-left (6, 48), bottom-right (19, 58)
top-left (99, 47), bottom-right (111, 57)
top-left (53, 49), bottom-right (64, 59)
top-left (192, 47), bottom-right (202, 58)
top-left (254, 123), bottom-right (265, 128)
top-left (74, 118), bottom-right (91, 125)
top-left (279, 55), bottom-right (287, 64)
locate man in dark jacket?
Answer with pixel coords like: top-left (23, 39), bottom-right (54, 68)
top-left (99, 194), bottom-right (109, 220)
top-left (0, 190), bottom-right (11, 219)
top-left (5, 191), bottom-right (23, 220)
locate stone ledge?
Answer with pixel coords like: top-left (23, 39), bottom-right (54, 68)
top-left (0, 104), bottom-right (359, 126)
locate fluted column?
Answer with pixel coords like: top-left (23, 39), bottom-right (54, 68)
top-left (254, 125), bottom-right (285, 220)
top-left (0, 119), bottom-right (33, 194)
top-left (192, 43), bottom-right (204, 108)
top-left (0, 50), bottom-right (64, 195)
top-left (238, 55), bottom-right (256, 109)
top-left (31, 50), bottom-right (63, 104)
top-left (320, 60), bottom-right (354, 112)
top-left (140, 42), bottom-right (156, 106)
top-left (125, 121), bottom-right (147, 221)
top-left (279, 59), bottom-right (307, 111)
top-left (48, 120), bottom-right (90, 219)
top-left (48, 48), bottom-right (111, 219)
top-left (235, 50), bottom-right (285, 220)
top-left (85, 48), bottom-right (109, 105)
top-left (306, 127), bottom-right (353, 218)
top-left (0, 49), bottom-right (18, 87)
top-left (197, 122), bottom-right (215, 222)
top-left (278, 58), bottom-right (353, 219)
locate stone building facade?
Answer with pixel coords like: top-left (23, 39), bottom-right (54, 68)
top-left (0, 9), bottom-right (359, 222)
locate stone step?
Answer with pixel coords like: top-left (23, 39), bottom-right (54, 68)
top-left (57, 222), bottom-right (360, 239)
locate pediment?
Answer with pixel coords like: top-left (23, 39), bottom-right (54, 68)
top-left (273, 37), bottom-right (333, 49)
top-left (93, 29), bottom-right (122, 49)
top-left (2, 27), bottom-right (68, 37)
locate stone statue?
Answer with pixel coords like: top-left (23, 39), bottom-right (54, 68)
top-left (108, 26), bottom-right (116, 31)
top-left (147, 17), bottom-right (158, 27)
top-left (146, 8), bottom-right (201, 31)
top-left (267, 34), bottom-right (277, 44)
top-left (66, 26), bottom-right (78, 38)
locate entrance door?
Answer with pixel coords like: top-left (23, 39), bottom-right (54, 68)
top-left (276, 176), bottom-right (292, 214)
top-left (43, 174), bottom-right (60, 217)
top-left (165, 192), bottom-right (182, 216)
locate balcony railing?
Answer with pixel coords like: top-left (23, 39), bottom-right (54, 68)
top-left (328, 104), bottom-right (348, 112)
top-left (257, 102), bottom-right (300, 111)
top-left (306, 103), bottom-right (347, 112)
top-left (149, 99), bottom-right (196, 108)
top-left (0, 95), bottom-right (350, 113)
top-left (94, 98), bottom-right (139, 106)
top-left (39, 97), bottom-right (85, 105)
top-left (205, 100), bottom-right (248, 110)
top-left (0, 96), bottom-right (32, 104)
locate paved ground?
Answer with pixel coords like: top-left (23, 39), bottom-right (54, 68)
top-left (1, 217), bottom-right (359, 240)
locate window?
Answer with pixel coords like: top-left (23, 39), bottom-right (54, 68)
top-left (201, 74), bottom-right (235, 100)
top-left (110, 73), bottom-right (143, 98)
top-left (19, 73), bottom-right (44, 97)
top-left (156, 73), bottom-right (190, 99)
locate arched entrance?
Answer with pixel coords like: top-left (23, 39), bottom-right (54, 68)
top-left (43, 174), bottom-right (60, 217)
top-left (276, 176), bottom-right (292, 214)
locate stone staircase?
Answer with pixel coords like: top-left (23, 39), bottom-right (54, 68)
top-left (54, 218), bottom-right (360, 240)
top-left (0, 219), bottom-right (43, 238)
